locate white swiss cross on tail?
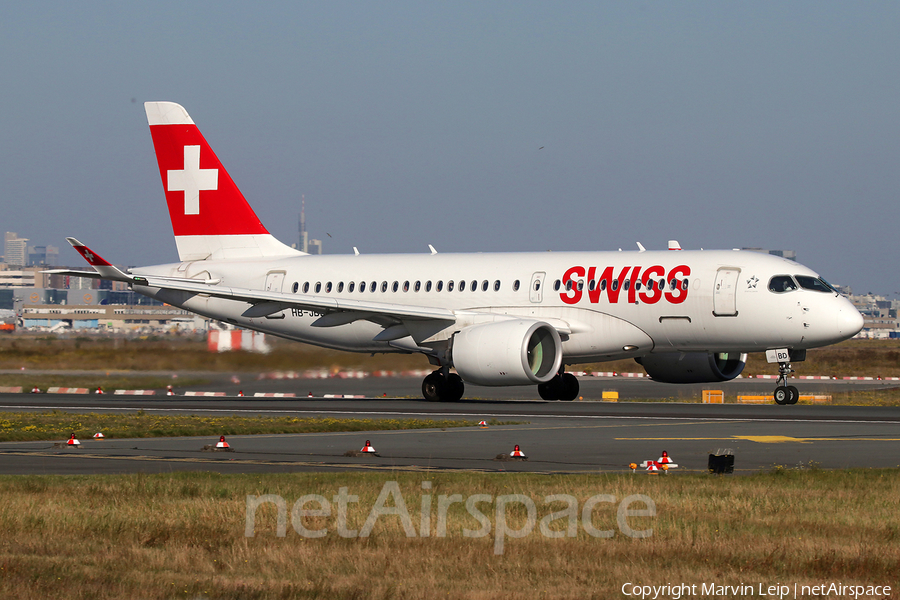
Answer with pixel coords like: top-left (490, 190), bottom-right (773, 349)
top-left (167, 145), bottom-right (218, 215)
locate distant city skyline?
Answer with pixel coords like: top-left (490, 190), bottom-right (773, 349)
top-left (1, 2), bottom-right (897, 296)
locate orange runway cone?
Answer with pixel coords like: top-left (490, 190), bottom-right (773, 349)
top-left (93, 432), bottom-right (104, 439)
top-left (510, 444), bottom-right (526, 458)
top-left (361, 440), bottom-right (376, 453)
top-left (216, 435), bottom-right (230, 449)
top-left (629, 462), bottom-right (637, 474)
top-left (67, 434), bottom-right (81, 447)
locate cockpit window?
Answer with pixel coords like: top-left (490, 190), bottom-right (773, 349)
top-left (796, 275), bottom-right (835, 293)
top-left (768, 275), bottom-right (798, 293)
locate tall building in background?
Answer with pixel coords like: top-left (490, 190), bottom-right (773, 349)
top-left (27, 244), bottom-right (59, 267)
top-left (298, 195), bottom-right (323, 255)
top-left (4, 233), bottom-right (28, 267)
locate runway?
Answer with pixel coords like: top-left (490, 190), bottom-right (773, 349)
top-left (1, 377), bottom-right (899, 476)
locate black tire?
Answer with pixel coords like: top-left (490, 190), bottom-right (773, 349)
top-left (559, 373), bottom-right (579, 401)
top-left (773, 386), bottom-right (789, 405)
top-left (446, 373), bottom-right (465, 402)
top-left (538, 376), bottom-right (562, 400)
top-left (787, 385), bottom-right (799, 405)
top-left (422, 372), bottom-right (445, 402)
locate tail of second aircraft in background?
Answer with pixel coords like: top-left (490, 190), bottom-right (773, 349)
top-left (144, 101), bottom-right (301, 262)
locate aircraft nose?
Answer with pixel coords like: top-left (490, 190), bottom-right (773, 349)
top-left (837, 305), bottom-right (865, 338)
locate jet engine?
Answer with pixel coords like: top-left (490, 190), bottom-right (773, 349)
top-left (636, 352), bottom-right (747, 384)
top-left (451, 319), bottom-right (562, 386)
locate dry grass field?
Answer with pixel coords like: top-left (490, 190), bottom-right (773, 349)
top-left (1, 334), bottom-right (898, 379)
top-left (0, 470), bottom-right (897, 599)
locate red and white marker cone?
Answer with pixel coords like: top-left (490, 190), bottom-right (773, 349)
top-left (478, 420), bottom-right (488, 428)
top-left (510, 444), bottom-right (526, 458)
top-left (67, 434), bottom-right (81, 446)
top-left (646, 461), bottom-right (659, 473)
top-left (216, 435), bottom-right (230, 449)
top-left (308, 391), bottom-right (313, 397)
top-left (166, 385), bottom-right (175, 396)
top-left (95, 386), bottom-right (104, 395)
top-left (93, 432), bottom-right (104, 439)
top-left (31, 386), bottom-right (40, 394)
top-left (657, 450), bottom-right (678, 468)
top-left (361, 440), bottom-right (376, 453)
top-left (237, 390), bottom-right (244, 397)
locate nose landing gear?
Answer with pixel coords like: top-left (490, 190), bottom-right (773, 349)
top-left (773, 360), bottom-right (799, 405)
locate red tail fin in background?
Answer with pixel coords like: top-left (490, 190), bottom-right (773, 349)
top-left (145, 102), bottom-right (300, 261)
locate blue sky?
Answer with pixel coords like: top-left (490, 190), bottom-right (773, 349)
top-left (1, 2), bottom-right (897, 295)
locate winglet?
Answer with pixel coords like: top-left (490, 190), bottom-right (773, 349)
top-left (66, 238), bottom-right (134, 283)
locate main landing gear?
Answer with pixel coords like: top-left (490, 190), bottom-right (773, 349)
top-left (422, 368), bottom-right (465, 402)
top-left (537, 370), bottom-right (579, 401)
top-left (773, 360), bottom-right (799, 405)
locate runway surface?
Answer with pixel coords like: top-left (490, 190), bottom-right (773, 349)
top-left (1, 376), bottom-right (898, 476)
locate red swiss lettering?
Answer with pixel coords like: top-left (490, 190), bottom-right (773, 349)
top-left (664, 265), bottom-right (691, 304)
top-left (560, 266), bottom-right (584, 305)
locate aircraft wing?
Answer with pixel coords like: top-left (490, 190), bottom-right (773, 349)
top-left (58, 238), bottom-right (456, 324)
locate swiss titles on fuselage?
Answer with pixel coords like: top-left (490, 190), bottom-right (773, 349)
top-left (559, 264), bottom-right (690, 305)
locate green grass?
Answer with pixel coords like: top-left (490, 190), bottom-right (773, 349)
top-left (0, 411), bottom-right (502, 442)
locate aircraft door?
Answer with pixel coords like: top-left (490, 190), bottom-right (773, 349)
top-left (529, 272), bottom-right (545, 303)
top-left (713, 268), bottom-right (740, 317)
top-left (264, 271), bottom-right (286, 319)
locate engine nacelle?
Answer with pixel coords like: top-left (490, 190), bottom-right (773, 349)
top-left (451, 319), bottom-right (562, 386)
top-left (636, 352), bottom-right (747, 384)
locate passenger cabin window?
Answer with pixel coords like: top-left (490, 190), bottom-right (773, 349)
top-left (425, 281), bottom-right (432, 292)
top-left (470, 280), bottom-right (477, 292)
top-left (292, 282), bottom-right (299, 293)
top-left (303, 282), bottom-right (310, 293)
top-left (349, 282), bottom-right (355, 293)
top-left (769, 275), bottom-right (798, 293)
top-left (359, 281), bottom-right (366, 293)
top-left (325, 282), bottom-right (332, 293)
top-left (370, 282), bottom-right (377, 293)
top-left (315, 282), bottom-right (322, 293)
top-left (437, 280), bottom-right (443, 292)
top-left (493, 280), bottom-right (500, 292)
top-left (337, 282), bottom-right (343, 293)
top-left (554, 280), bottom-right (561, 291)
top-left (513, 280), bottom-right (520, 292)
top-left (392, 281), bottom-right (399, 293)
top-left (448, 281), bottom-right (454, 292)
top-left (796, 275), bottom-right (834, 293)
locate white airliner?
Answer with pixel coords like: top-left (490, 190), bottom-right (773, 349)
top-left (52, 102), bottom-right (864, 404)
